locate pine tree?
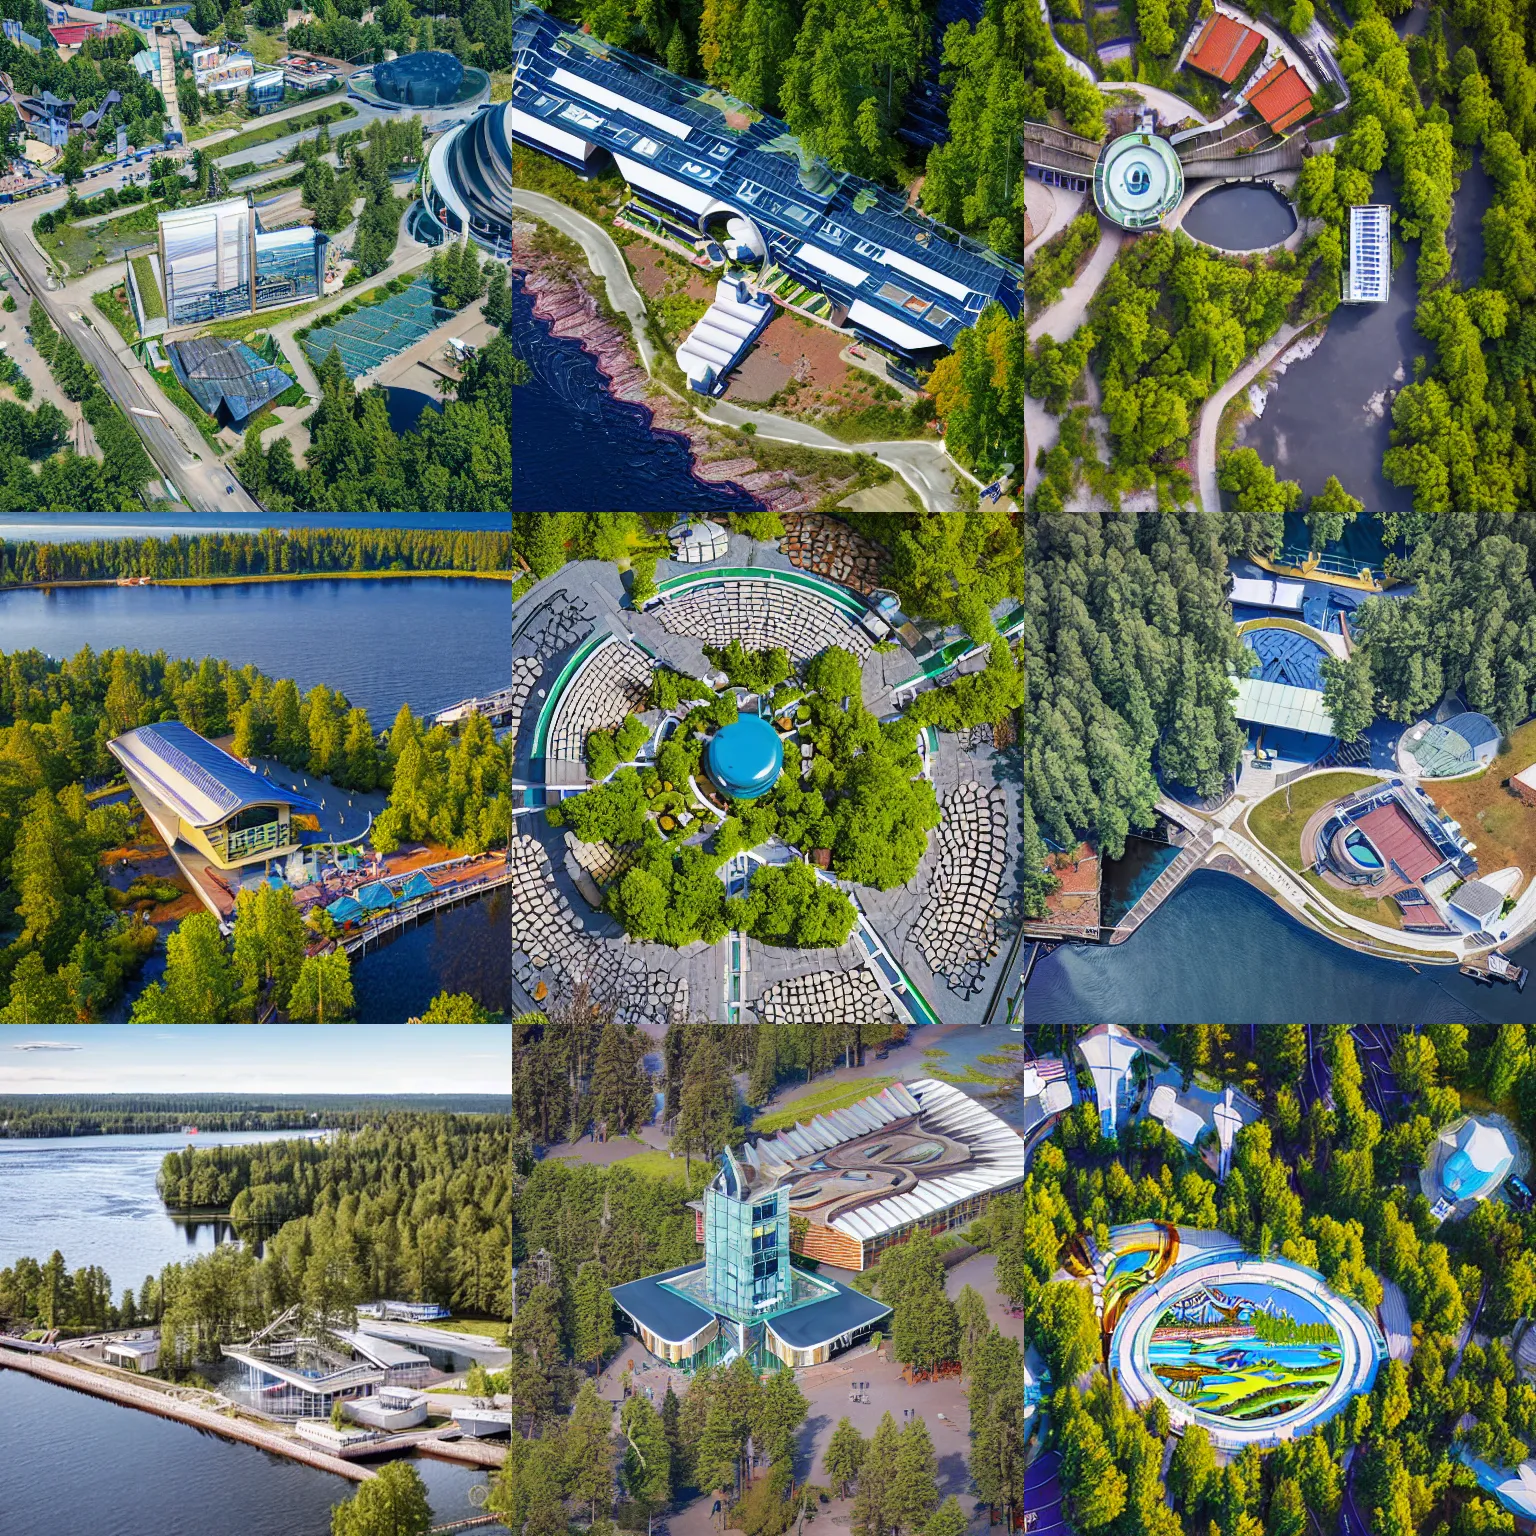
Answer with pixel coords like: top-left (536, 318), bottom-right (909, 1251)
top-left (891, 1418), bottom-right (938, 1536)
top-left (590, 1020), bottom-right (652, 1135)
top-left (851, 1412), bottom-right (900, 1536)
top-left (570, 1261), bottom-right (618, 1366)
top-left (341, 706), bottom-right (377, 791)
top-left (286, 949), bottom-right (355, 1022)
top-left (748, 1023), bottom-right (778, 1106)
top-left (672, 1033), bottom-right (735, 1173)
top-left (566, 1381), bottom-right (615, 1521)
top-left (621, 1394), bottom-right (673, 1510)
top-left (824, 1418), bottom-right (867, 1500)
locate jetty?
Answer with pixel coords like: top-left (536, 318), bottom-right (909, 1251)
top-left (338, 865), bottom-right (514, 958)
top-left (0, 1344), bottom-right (375, 1481)
top-left (1460, 952), bottom-right (1529, 990)
top-left (1110, 828), bottom-right (1214, 944)
top-left (433, 687), bottom-right (519, 729)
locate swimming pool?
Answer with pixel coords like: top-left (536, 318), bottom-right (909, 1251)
top-left (1344, 830), bottom-right (1383, 869)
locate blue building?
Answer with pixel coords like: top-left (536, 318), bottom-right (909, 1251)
top-left (246, 67), bottom-right (285, 115)
top-left (105, 4), bottom-right (192, 27)
top-left (511, 2), bottom-right (1023, 363)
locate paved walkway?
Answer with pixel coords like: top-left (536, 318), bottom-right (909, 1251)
top-left (1101, 81), bottom-right (1208, 125)
top-left (1194, 320), bottom-right (1304, 513)
top-left (1038, 0), bottom-right (1096, 80)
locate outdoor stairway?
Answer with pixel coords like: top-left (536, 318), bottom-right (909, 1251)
top-left (1109, 828), bottom-right (1214, 943)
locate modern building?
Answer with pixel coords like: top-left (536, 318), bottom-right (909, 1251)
top-left (107, 721), bottom-right (320, 914)
top-left (151, 195), bottom-right (326, 326)
top-left (418, 100), bottom-right (512, 257)
top-left (192, 44), bottom-right (254, 94)
top-left (104, 1336), bottom-right (160, 1372)
top-left (675, 274), bottom-right (773, 395)
top-left (1400, 711), bottom-right (1501, 777)
top-left (1093, 121), bottom-right (1184, 230)
top-left (453, 1405), bottom-right (515, 1436)
top-left (333, 1329), bottom-right (432, 1387)
top-left (4, 18), bottom-right (42, 48)
top-left (706, 714), bottom-right (784, 801)
top-left (667, 517), bottom-right (730, 564)
top-left (1229, 576), bottom-right (1305, 612)
top-left (1019, 1057), bottom-right (1075, 1135)
top-left (48, 18), bottom-right (119, 47)
top-left (1078, 1024), bottom-right (1145, 1139)
top-left (610, 1145), bottom-right (892, 1372)
top-left (246, 67), bottom-right (285, 114)
top-left (1513, 761), bottom-right (1536, 808)
top-left (360, 1300), bottom-right (452, 1322)
top-left (104, 4), bottom-right (192, 26)
top-left (1246, 58), bottom-right (1314, 133)
top-left (1234, 620), bottom-right (1336, 761)
top-left (351, 49), bottom-right (490, 113)
top-left (284, 53), bottom-right (337, 92)
top-left (1314, 781), bottom-right (1477, 900)
top-left (222, 1341), bottom-right (383, 1418)
top-left (1184, 12), bottom-right (1264, 84)
top-left (1343, 204), bottom-right (1390, 303)
top-left (165, 336), bottom-right (294, 426)
top-left (512, 2), bottom-right (1024, 362)
top-left (345, 1386), bottom-right (428, 1431)
top-left (1425, 1116), bottom-right (1522, 1218)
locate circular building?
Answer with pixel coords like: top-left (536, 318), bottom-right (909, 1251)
top-left (707, 715), bottom-right (784, 801)
top-left (1094, 132), bottom-right (1184, 230)
top-left (1400, 711), bottom-right (1502, 777)
top-left (1110, 1247), bottom-right (1384, 1449)
top-left (417, 100), bottom-right (512, 257)
top-left (373, 51), bottom-right (466, 107)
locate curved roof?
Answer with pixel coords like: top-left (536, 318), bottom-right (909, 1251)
top-left (1441, 1117), bottom-right (1516, 1200)
top-left (107, 721), bottom-right (319, 827)
top-left (374, 50), bottom-right (464, 106)
top-left (707, 714), bottom-right (783, 799)
top-left (1094, 132), bottom-right (1183, 230)
top-left (430, 101), bottom-right (512, 245)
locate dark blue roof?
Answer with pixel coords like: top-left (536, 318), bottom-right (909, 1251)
top-left (1443, 711), bottom-right (1501, 750)
top-left (375, 50), bottom-right (464, 107)
top-left (610, 1264), bottom-right (717, 1345)
top-left (765, 1280), bottom-right (890, 1349)
top-left (166, 337), bottom-right (293, 425)
top-left (512, 3), bottom-right (1022, 351)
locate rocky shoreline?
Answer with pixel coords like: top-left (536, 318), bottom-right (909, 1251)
top-left (512, 223), bottom-right (860, 512)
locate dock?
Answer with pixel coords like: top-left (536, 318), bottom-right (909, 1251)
top-left (340, 1426), bottom-right (507, 1467)
top-left (0, 1345), bottom-right (374, 1481)
top-left (339, 866), bottom-right (514, 958)
top-left (1108, 828), bottom-right (1213, 944)
top-left (1460, 954), bottom-right (1529, 990)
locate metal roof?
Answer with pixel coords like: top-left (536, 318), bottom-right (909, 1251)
top-left (512, 3), bottom-right (1021, 352)
top-left (1232, 675), bottom-right (1335, 736)
top-left (334, 1328), bottom-right (430, 1369)
top-left (107, 721), bottom-right (320, 827)
top-left (765, 1281), bottom-right (890, 1349)
top-left (609, 1263), bottom-right (718, 1345)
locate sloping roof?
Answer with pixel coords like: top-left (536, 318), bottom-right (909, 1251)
top-left (765, 1281), bottom-right (890, 1349)
top-left (1230, 576), bottom-right (1304, 610)
top-left (1186, 13), bottom-right (1264, 83)
top-left (610, 1263), bottom-right (718, 1345)
top-left (166, 336), bottom-right (293, 424)
top-left (1354, 800), bottom-right (1445, 883)
top-left (355, 881), bottom-right (397, 910)
top-left (326, 896), bottom-right (364, 923)
top-left (1247, 59), bottom-right (1313, 132)
top-left (108, 721), bottom-right (319, 827)
top-left (1450, 878), bottom-right (1505, 924)
top-left (1232, 675), bottom-right (1335, 736)
top-left (398, 871), bottom-right (435, 900)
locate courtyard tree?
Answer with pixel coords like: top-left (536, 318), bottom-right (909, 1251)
top-left (824, 1418), bottom-right (868, 1499)
top-left (622, 1393), bottom-right (673, 1511)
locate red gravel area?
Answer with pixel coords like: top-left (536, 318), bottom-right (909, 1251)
top-left (722, 309), bottom-right (870, 413)
top-left (626, 241), bottom-right (714, 303)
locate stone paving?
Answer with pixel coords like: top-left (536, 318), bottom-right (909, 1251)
top-left (515, 589), bottom-right (597, 662)
top-left (509, 834), bottom-right (689, 1027)
top-left (652, 578), bottom-right (874, 668)
top-left (544, 635), bottom-right (655, 769)
top-left (908, 781), bottom-right (1011, 998)
top-left (752, 964), bottom-right (895, 1024)
top-left (504, 655), bottom-right (542, 761)
top-left (779, 510), bottom-right (888, 595)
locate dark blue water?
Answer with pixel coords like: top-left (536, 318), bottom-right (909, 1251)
top-left (1181, 185), bottom-right (1296, 251)
top-left (1101, 836), bottom-right (1181, 926)
top-left (0, 1371), bottom-right (507, 1536)
top-left (512, 273), bottom-right (765, 513)
top-left (385, 386), bottom-right (444, 435)
top-left (1024, 869), bottom-right (1536, 1025)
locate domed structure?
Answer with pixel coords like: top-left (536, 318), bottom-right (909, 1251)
top-left (418, 101), bottom-right (512, 257)
top-left (373, 50), bottom-right (466, 107)
top-left (707, 715), bottom-right (784, 801)
top-left (1094, 131), bottom-right (1184, 230)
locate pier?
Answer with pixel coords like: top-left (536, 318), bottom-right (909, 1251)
top-left (1109, 828), bottom-right (1214, 944)
top-left (0, 1345), bottom-right (375, 1482)
top-left (434, 686), bottom-right (518, 729)
top-left (339, 866), bottom-right (513, 958)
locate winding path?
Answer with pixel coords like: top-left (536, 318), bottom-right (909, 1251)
top-left (514, 187), bottom-right (973, 510)
top-left (1194, 320), bottom-right (1304, 513)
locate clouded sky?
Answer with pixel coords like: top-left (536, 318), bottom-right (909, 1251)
top-left (0, 1026), bottom-right (510, 1095)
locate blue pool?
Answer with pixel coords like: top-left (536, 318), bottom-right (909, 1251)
top-left (1345, 830), bottom-right (1384, 869)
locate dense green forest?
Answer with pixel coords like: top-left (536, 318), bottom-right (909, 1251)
top-left (0, 1093), bottom-right (511, 1137)
top-left (0, 526), bottom-right (514, 584)
top-left (0, 645), bottom-right (511, 1020)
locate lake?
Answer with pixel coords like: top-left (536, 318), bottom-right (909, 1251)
top-left (0, 1371), bottom-right (507, 1536)
top-left (513, 272), bottom-right (766, 513)
top-left (385, 386), bottom-right (445, 436)
top-left (1181, 185), bottom-right (1297, 251)
top-left (0, 1129), bottom-right (323, 1283)
top-left (0, 576), bottom-right (508, 721)
top-left (1021, 868), bottom-right (1536, 1025)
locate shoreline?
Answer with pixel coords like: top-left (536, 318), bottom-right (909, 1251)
top-left (0, 571), bottom-right (514, 592)
top-left (512, 227), bottom-right (855, 512)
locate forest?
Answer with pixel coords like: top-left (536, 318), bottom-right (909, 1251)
top-left (0, 1092), bottom-right (512, 1137)
top-left (0, 525), bottom-right (514, 584)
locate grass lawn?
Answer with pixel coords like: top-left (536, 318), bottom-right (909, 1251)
top-left (549, 1146), bottom-right (702, 1182)
top-left (146, 364), bottom-right (226, 453)
top-left (752, 1075), bottom-right (896, 1132)
top-left (247, 27), bottom-right (285, 65)
top-left (1415, 718), bottom-right (1536, 880)
top-left (92, 285), bottom-right (138, 346)
top-left (130, 255), bottom-right (164, 322)
top-left (1300, 868), bottom-right (1403, 930)
top-left (491, 72), bottom-right (512, 103)
top-left (210, 103), bottom-right (357, 161)
top-left (1245, 770), bottom-right (1379, 871)
top-left (196, 300), bottom-right (327, 341)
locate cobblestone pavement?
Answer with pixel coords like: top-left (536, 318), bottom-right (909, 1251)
top-left (779, 510), bottom-right (888, 595)
top-left (908, 781), bottom-right (1012, 998)
top-left (653, 577), bottom-right (874, 668)
top-left (752, 963), bottom-right (896, 1025)
top-left (508, 834), bottom-right (689, 1027)
top-left (545, 634), bottom-right (654, 765)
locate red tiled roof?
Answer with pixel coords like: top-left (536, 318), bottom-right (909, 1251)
top-left (1354, 801), bottom-right (1445, 884)
top-left (48, 21), bottom-right (117, 44)
top-left (1247, 59), bottom-right (1314, 132)
top-left (1186, 13), bottom-right (1264, 84)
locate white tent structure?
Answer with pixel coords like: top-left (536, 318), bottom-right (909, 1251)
top-left (675, 276), bottom-right (773, 395)
top-left (1229, 576), bottom-right (1304, 610)
top-left (1078, 1023), bottom-right (1142, 1139)
top-left (1147, 1083), bottom-right (1206, 1148)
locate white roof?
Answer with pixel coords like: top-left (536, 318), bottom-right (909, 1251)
top-left (1450, 878), bottom-right (1505, 923)
top-left (1230, 576), bottom-right (1304, 610)
top-left (1513, 763), bottom-right (1536, 791)
top-left (795, 241), bottom-right (869, 288)
top-left (744, 1078), bottom-right (1026, 1243)
top-left (847, 297), bottom-right (941, 351)
top-left (550, 64), bottom-right (692, 140)
top-left (1147, 1084), bottom-right (1206, 1147)
top-left (1233, 675), bottom-right (1335, 736)
top-left (1346, 204), bottom-right (1390, 302)
top-left (1457, 1117), bottom-right (1515, 1173)
top-left (105, 1337), bottom-right (158, 1354)
top-left (877, 247), bottom-right (972, 302)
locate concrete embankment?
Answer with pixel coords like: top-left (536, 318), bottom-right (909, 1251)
top-left (417, 1436), bottom-right (508, 1468)
top-left (0, 1347), bottom-right (375, 1482)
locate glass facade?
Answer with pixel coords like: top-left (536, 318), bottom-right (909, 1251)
top-left (160, 199), bottom-right (323, 324)
top-left (700, 1150), bottom-right (789, 1321)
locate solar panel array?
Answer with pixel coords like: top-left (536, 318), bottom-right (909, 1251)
top-left (300, 277), bottom-right (455, 379)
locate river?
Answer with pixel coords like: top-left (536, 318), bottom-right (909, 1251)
top-left (0, 1129), bottom-right (325, 1282)
top-left (1021, 868), bottom-right (1536, 1025)
top-left (0, 575), bottom-right (507, 721)
top-left (512, 273), bottom-right (766, 513)
top-left (0, 1371), bottom-right (508, 1535)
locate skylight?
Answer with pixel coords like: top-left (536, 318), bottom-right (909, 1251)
top-left (632, 135), bottom-right (660, 157)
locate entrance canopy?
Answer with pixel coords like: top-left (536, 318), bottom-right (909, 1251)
top-left (1232, 676), bottom-right (1335, 737)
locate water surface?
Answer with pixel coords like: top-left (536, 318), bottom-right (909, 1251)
top-left (0, 1129), bottom-right (320, 1282)
top-left (0, 1371), bottom-right (507, 1536)
top-left (384, 386), bottom-right (445, 436)
top-left (1181, 185), bottom-right (1296, 251)
top-left (0, 577), bottom-right (508, 720)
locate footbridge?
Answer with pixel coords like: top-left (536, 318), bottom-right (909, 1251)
top-left (1023, 121), bottom-right (1101, 179)
top-left (1177, 137), bottom-right (1307, 178)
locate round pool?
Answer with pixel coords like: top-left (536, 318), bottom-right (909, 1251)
top-left (706, 714), bottom-right (784, 800)
top-left (1181, 184), bottom-right (1297, 251)
top-left (1343, 829), bottom-right (1384, 870)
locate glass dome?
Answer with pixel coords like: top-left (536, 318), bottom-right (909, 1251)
top-left (373, 51), bottom-right (467, 107)
top-left (706, 715), bottom-right (784, 800)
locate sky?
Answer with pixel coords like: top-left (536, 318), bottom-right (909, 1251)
top-left (0, 1026), bottom-right (510, 1095)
